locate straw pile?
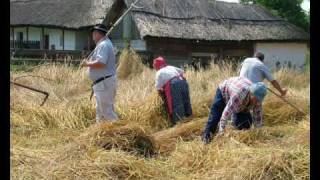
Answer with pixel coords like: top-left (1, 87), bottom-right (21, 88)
top-left (77, 121), bottom-right (157, 157)
top-left (167, 138), bottom-right (309, 179)
top-left (153, 118), bottom-right (207, 154)
top-left (117, 48), bottom-right (145, 79)
top-left (263, 94), bottom-right (309, 126)
top-left (121, 92), bottom-right (171, 131)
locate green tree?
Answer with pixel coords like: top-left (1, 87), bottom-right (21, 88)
top-left (240, 0), bottom-right (309, 32)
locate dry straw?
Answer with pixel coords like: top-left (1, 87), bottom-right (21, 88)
top-left (263, 94), bottom-right (309, 126)
top-left (117, 47), bottom-right (144, 79)
top-left (77, 121), bottom-right (157, 157)
top-left (11, 53), bottom-right (309, 179)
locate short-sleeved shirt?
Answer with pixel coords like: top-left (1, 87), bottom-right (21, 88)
top-left (239, 57), bottom-right (274, 83)
top-left (87, 37), bottom-right (116, 81)
top-left (155, 65), bottom-right (184, 90)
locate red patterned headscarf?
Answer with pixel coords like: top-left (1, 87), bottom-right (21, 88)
top-left (153, 56), bottom-right (167, 71)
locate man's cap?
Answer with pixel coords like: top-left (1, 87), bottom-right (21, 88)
top-left (249, 82), bottom-right (267, 102)
top-left (91, 24), bottom-right (108, 34)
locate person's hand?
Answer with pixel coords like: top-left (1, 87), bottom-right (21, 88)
top-left (281, 88), bottom-right (288, 96)
top-left (217, 127), bottom-right (225, 137)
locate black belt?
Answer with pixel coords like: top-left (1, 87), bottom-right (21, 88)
top-left (90, 75), bottom-right (113, 100)
top-left (92, 75), bottom-right (113, 87)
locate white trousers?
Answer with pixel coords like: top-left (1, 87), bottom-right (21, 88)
top-left (93, 75), bottom-right (118, 123)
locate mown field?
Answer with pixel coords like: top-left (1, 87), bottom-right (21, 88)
top-left (10, 51), bottom-right (309, 179)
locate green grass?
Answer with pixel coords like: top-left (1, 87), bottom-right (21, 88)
top-left (10, 64), bottom-right (36, 72)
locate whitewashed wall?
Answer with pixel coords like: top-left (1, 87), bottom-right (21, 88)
top-left (64, 30), bottom-right (76, 50)
top-left (11, 26), bottom-right (87, 51)
top-left (44, 28), bottom-right (63, 50)
top-left (28, 27), bottom-right (41, 41)
top-left (12, 27), bottom-right (27, 41)
top-left (255, 42), bottom-right (309, 70)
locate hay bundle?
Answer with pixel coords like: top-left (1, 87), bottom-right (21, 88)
top-left (117, 48), bottom-right (144, 79)
top-left (153, 118), bottom-right (207, 154)
top-left (78, 121), bottom-right (156, 156)
top-left (134, 92), bottom-right (171, 131)
top-left (118, 91), bottom-right (171, 132)
top-left (263, 95), bottom-right (309, 126)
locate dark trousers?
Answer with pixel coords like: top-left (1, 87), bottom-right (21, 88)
top-left (170, 78), bottom-right (192, 123)
top-left (203, 88), bottom-right (253, 141)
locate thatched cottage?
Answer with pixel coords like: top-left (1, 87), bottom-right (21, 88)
top-left (10, 0), bottom-right (309, 69)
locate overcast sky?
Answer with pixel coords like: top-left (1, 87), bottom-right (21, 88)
top-left (218, 0), bottom-right (310, 12)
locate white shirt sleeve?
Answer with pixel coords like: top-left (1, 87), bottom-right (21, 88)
top-left (175, 67), bottom-right (184, 74)
top-left (260, 64), bottom-right (275, 81)
top-left (94, 44), bottom-right (108, 64)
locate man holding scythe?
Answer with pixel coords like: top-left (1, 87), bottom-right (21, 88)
top-left (81, 24), bottom-right (118, 123)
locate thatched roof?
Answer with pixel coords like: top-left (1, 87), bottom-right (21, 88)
top-left (10, 0), bottom-right (309, 41)
top-left (123, 0), bottom-right (309, 41)
top-left (10, 0), bottom-right (114, 29)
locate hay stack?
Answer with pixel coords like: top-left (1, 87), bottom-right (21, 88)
top-left (117, 48), bottom-right (145, 79)
top-left (263, 95), bottom-right (309, 126)
top-left (78, 121), bottom-right (156, 157)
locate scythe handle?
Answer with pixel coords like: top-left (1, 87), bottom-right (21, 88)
top-left (79, 0), bottom-right (141, 70)
top-left (106, 0), bottom-right (141, 36)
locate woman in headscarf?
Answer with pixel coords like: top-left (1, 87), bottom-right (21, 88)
top-left (153, 56), bottom-right (192, 124)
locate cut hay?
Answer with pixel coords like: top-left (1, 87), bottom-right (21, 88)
top-left (117, 48), bottom-right (145, 79)
top-left (153, 118), bottom-right (207, 154)
top-left (263, 94), bottom-right (309, 126)
top-left (167, 138), bottom-right (309, 180)
top-left (118, 91), bottom-right (171, 132)
top-left (77, 121), bottom-right (157, 157)
top-left (11, 62), bottom-right (310, 179)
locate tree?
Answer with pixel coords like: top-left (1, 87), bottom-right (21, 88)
top-left (240, 0), bottom-right (309, 32)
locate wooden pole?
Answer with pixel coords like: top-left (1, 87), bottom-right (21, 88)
top-left (12, 27), bottom-right (15, 49)
top-left (41, 27), bottom-right (44, 50)
top-left (26, 26), bottom-right (29, 42)
top-left (62, 29), bottom-right (65, 50)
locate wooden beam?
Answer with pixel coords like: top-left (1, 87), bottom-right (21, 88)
top-left (26, 27), bottom-right (29, 42)
top-left (41, 27), bottom-right (44, 50)
top-left (12, 27), bottom-right (15, 49)
top-left (62, 29), bottom-right (65, 50)
top-left (219, 46), bottom-right (224, 60)
top-left (87, 32), bottom-right (90, 50)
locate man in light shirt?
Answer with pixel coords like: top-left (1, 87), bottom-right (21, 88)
top-left (153, 57), bottom-right (192, 124)
top-left (240, 52), bottom-right (287, 96)
top-left (81, 24), bottom-right (118, 123)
